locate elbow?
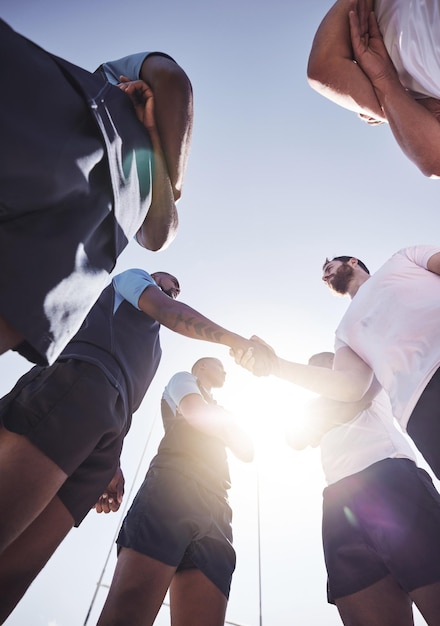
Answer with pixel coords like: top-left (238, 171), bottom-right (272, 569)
top-left (306, 53), bottom-right (329, 94)
top-left (417, 160), bottom-right (440, 179)
top-left (136, 215), bottom-right (178, 251)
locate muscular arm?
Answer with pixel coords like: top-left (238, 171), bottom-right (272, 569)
top-left (138, 286), bottom-right (273, 374)
top-left (237, 338), bottom-right (374, 401)
top-left (140, 54), bottom-right (193, 202)
top-left (427, 252), bottom-right (440, 275)
top-left (288, 376), bottom-right (381, 449)
top-left (179, 394), bottom-right (254, 462)
top-left (307, 0), bottom-right (385, 120)
top-left (269, 346), bottom-right (373, 402)
top-left (348, 1), bottom-right (440, 177)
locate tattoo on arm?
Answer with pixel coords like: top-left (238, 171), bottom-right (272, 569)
top-left (171, 313), bottom-right (225, 342)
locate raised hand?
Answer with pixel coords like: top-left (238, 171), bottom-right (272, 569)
top-left (117, 75), bottom-right (157, 136)
top-left (348, 0), bottom-right (399, 90)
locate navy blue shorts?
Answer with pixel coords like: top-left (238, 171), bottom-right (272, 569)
top-left (0, 360), bottom-right (127, 526)
top-left (322, 458), bottom-right (440, 603)
top-left (407, 367), bottom-right (440, 480)
top-left (117, 466), bottom-right (236, 598)
top-left (0, 19), bottom-right (115, 366)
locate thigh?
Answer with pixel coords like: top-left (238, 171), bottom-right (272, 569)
top-left (1, 361), bottom-right (125, 475)
top-left (97, 548), bottom-right (176, 626)
top-left (0, 495), bottom-right (73, 623)
top-left (410, 581), bottom-right (440, 625)
top-left (0, 427), bottom-right (68, 553)
top-left (336, 574), bottom-right (414, 626)
top-left (170, 568), bottom-right (228, 626)
top-left (407, 368), bottom-right (440, 479)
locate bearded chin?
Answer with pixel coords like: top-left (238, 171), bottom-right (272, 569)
top-left (331, 265), bottom-right (353, 294)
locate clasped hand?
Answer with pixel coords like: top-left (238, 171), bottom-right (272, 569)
top-left (231, 335), bottom-right (277, 377)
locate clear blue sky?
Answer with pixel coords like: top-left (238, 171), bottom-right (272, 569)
top-left (1, 0), bottom-right (439, 624)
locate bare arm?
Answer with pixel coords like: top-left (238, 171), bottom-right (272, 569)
top-left (179, 394), bottom-right (254, 462)
top-left (287, 376), bottom-right (381, 449)
top-left (273, 348), bottom-right (373, 401)
top-left (140, 55), bottom-right (193, 202)
top-left (118, 77), bottom-right (178, 251)
top-left (235, 338), bottom-right (373, 401)
top-left (349, 0), bottom-right (440, 177)
top-left (307, 0), bottom-right (385, 120)
top-left (427, 252), bottom-right (440, 275)
top-left (138, 287), bottom-right (274, 375)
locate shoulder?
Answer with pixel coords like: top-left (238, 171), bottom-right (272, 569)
top-left (164, 371), bottom-right (200, 405)
top-left (112, 269), bottom-right (156, 309)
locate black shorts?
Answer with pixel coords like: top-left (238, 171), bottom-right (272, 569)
top-left (322, 458), bottom-right (440, 603)
top-left (0, 19), bottom-right (115, 366)
top-left (0, 360), bottom-right (127, 526)
top-left (407, 367), bottom-right (440, 479)
top-left (117, 466), bottom-right (236, 598)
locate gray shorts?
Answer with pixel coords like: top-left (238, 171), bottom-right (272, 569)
top-left (323, 458), bottom-right (440, 603)
top-left (117, 466), bottom-right (236, 598)
top-left (0, 359), bottom-right (127, 526)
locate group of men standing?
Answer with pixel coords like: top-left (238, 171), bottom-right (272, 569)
top-left (2, 0), bottom-right (440, 625)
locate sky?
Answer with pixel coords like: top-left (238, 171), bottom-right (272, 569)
top-left (1, 0), bottom-right (440, 624)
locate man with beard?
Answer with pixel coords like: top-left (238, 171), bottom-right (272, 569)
top-left (286, 351), bottom-right (440, 626)
top-left (233, 245), bottom-right (440, 482)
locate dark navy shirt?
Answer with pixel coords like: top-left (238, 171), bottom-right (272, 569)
top-left (60, 269), bottom-right (161, 415)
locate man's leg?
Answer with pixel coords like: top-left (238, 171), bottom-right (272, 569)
top-left (0, 316), bottom-right (23, 355)
top-left (335, 574), bottom-right (414, 626)
top-left (140, 55), bottom-right (193, 201)
top-left (407, 369), bottom-right (440, 479)
top-left (0, 494), bottom-right (74, 622)
top-left (0, 427), bottom-right (68, 554)
top-left (97, 548), bottom-right (176, 626)
top-left (169, 568), bottom-right (228, 626)
top-left (411, 581), bottom-right (440, 625)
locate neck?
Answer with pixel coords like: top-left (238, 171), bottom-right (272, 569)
top-left (349, 273), bottom-right (370, 298)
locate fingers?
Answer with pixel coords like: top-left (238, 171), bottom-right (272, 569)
top-left (94, 493), bottom-right (121, 514)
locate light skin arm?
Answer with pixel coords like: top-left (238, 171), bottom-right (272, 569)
top-left (287, 377), bottom-right (381, 449)
top-left (307, 0), bottom-right (385, 121)
top-left (179, 394), bottom-right (254, 462)
top-left (235, 338), bottom-right (373, 402)
top-left (138, 287), bottom-right (274, 375)
top-left (349, 0), bottom-right (440, 177)
top-left (118, 77), bottom-right (178, 251)
top-left (427, 252), bottom-right (440, 275)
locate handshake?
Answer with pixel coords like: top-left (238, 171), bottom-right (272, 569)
top-left (230, 335), bottom-right (278, 377)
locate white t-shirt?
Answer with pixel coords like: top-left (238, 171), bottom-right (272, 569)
top-left (335, 245), bottom-right (440, 430)
top-left (375, 0), bottom-right (440, 99)
top-left (162, 371), bottom-right (201, 415)
top-left (320, 390), bottom-right (415, 485)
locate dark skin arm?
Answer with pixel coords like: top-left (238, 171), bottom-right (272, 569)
top-left (118, 77), bottom-right (178, 251)
top-left (138, 287), bottom-right (275, 376)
